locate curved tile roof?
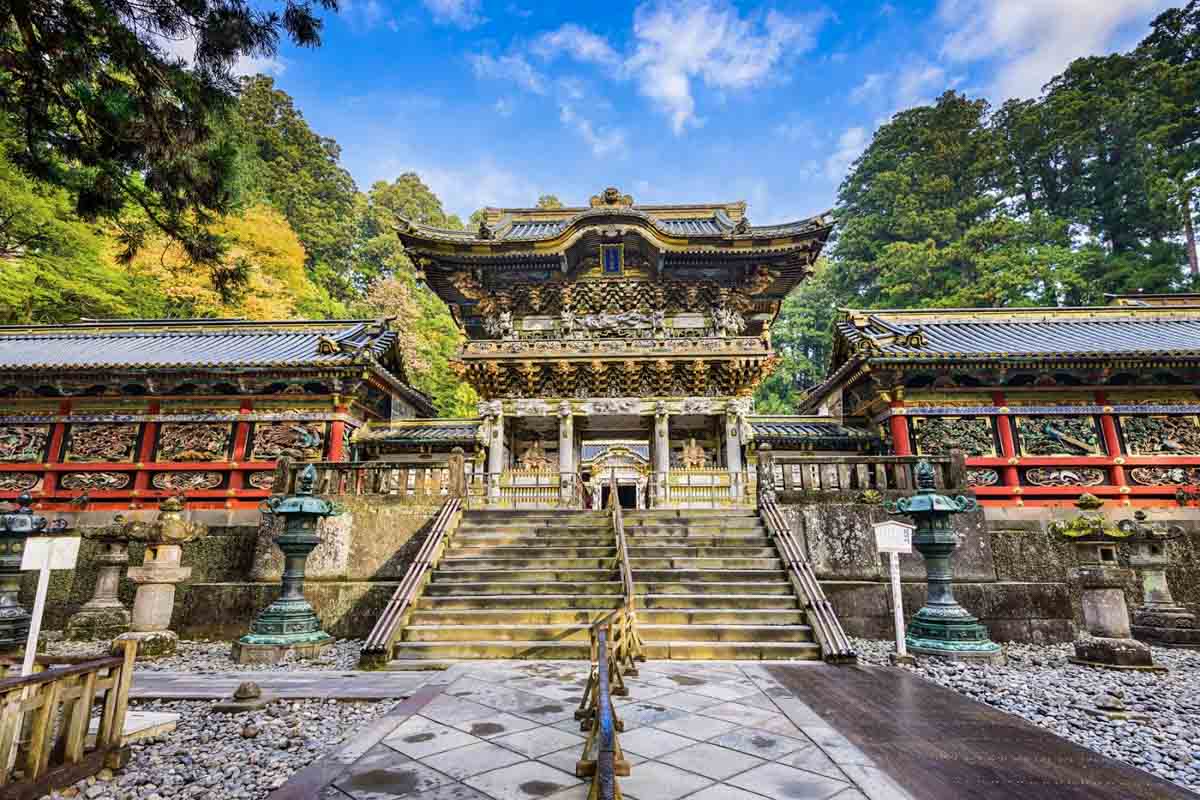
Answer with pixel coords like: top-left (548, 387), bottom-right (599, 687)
top-left (354, 420), bottom-right (481, 446)
top-left (750, 418), bottom-right (878, 451)
top-left (0, 319), bottom-right (397, 371)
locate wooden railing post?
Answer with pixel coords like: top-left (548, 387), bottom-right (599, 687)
top-left (948, 449), bottom-right (967, 492)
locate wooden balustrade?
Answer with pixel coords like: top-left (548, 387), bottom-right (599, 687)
top-left (359, 498), bottom-right (463, 666)
top-left (766, 454), bottom-right (962, 496)
top-left (0, 641), bottom-right (137, 799)
top-left (575, 617), bottom-right (631, 799)
top-left (274, 456), bottom-right (464, 502)
top-left (657, 468), bottom-right (751, 508)
top-left (607, 471), bottom-right (644, 672)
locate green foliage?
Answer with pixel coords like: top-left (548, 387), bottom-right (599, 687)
top-left (0, 139), bottom-right (163, 323)
top-left (234, 77), bottom-right (361, 299)
top-left (762, 6), bottom-right (1200, 413)
top-left (0, 0), bottom-right (335, 266)
top-left (536, 195), bottom-right (564, 209)
top-left (755, 261), bottom-right (839, 414)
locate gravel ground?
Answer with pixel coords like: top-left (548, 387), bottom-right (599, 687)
top-left (855, 637), bottom-right (1200, 796)
top-left (40, 696), bottom-right (396, 800)
top-left (42, 635), bottom-right (364, 672)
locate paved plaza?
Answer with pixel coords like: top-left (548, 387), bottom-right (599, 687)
top-left (126, 658), bottom-right (1200, 800)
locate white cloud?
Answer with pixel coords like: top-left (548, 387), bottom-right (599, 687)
top-left (625, 0), bottom-right (828, 134)
top-left (423, 0), bottom-right (484, 29)
top-left (468, 52), bottom-right (547, 94)
top-left (559, 104), bottom-right (627, 157)
top-left (533, 24), bottom-right (620, 66)
top-left (153, 33), bottom-right (286, 77)
top-left (412, 160), bottom-right (542, 218)
top-left (938, 0), bottom-right (1167, 99)
top-left (825, 126), bottom-right (868, 183)
top-left (850, 73), bottom-right (886, 104)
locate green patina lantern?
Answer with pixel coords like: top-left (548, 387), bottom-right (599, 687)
top-left (886, 460), bottom-right (1003, 663)
top-left (232, 465), bottom-right (341, 665)
top-left (0, 493), bottom-right (48, 651)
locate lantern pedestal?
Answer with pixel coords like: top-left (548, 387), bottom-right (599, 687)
top-left (66, 537), bottom-right (131, 641)
top-left (0, 493), bottom-right (49, 652)
top-left (887, 460), bottom-right (1003, 665)
top-left (233, 464), bottom-right (337, 665)
top-left (1127, 524), bottom-right (1200, 649)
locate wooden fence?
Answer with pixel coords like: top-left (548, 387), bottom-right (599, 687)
top-left (766, 453), bottom-right (963, 496)
top-left (0, 641), bottom-right (137, 799)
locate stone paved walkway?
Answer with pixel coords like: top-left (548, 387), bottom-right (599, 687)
top-left (271, 661), bottom-right (903, 800)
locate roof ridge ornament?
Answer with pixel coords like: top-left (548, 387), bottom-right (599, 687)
top-left (590, 186), bottom-right (633, 208)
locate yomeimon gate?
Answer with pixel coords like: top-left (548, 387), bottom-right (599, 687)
top-left (364, 187), bottom-right (857, 510)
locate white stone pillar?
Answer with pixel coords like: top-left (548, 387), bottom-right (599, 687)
top-left (653, 403), bottom-right (670, 505)
top-left (558, 401), bottom-right (575, 504)
top-left (725, 412), bottom-right (744, 500)
top-left (482, 402), bottom-right (505, 500)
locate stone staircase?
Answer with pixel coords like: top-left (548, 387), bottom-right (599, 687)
top-left (387, 507), bottom-right (819, 666)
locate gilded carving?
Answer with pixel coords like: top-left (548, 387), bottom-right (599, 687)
top-left (1015, 416), bottom-right (1103, 456)
top-left (0, 425), bottom-right (50, 462)
top-left (518, 440), bottom-right (553, 470)
top-left (912, 417), bottom-right (995, 456)
top-left (1121, 415), bottom-right (1200, 456)
top-left (965, 469), bottom-right (999, 488)
top-left (65, 423), bottom-right (140, 462)
top-left (151, 471), bottom-right (223, 491)
top-left (156, 423), bottom-right (232, 462)
top-left (1129, 467), bottom-right (1200, 486)
top-left (1024, 467), bottom-right (1106, 487)
top-left (61, 472), bottom-right (131, 490)
top-left (680, 438), bottom-right (708, 469)
top-left (250, 422), bottom-right (325, 461)
top-left (248, 471), bottom-right (278, 490)
top-left (0, 473), bottom-right (40, 491)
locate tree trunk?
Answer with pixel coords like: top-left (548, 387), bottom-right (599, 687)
top-left (1186, 194), bottom-right (1199, 278)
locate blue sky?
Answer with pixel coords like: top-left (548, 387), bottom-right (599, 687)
top-left (249, 0), bottom-right (1175, 224)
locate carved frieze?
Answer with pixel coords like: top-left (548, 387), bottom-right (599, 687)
top-left (1129, 467), bottom-right (1200, 486)
top-left (61, 472), bottom-right (131, 490)
top-left (151, 471), bottom-right (223, 491)
top-left (0, 473), bottom-right (40, 491)
top-left (965, 468), bottom-right (999, 488)
top-left (249, 422), bottom-right (325, 461)
top-left (589, 398), bottom-right (639, 415)
top-left (1015, 416), bottom-right (1103, 456)
top-left (0, 425), bottom-right (50, 462)
top-left (1121, 415), bottom-right (1200, 456)
top-left (65, 423), bottom-right (140, 462)
top-left (156, 423), bottom-right (233, 462)
top-left (1024, 467), bottom-right (1106, 487)
top-left (247, 471), bottom-right (278, 490)
top-left (911, 416), bottom-right (995, 456)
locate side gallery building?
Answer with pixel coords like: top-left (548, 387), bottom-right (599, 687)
top-left (3, 189), bottom-right (1200, 652)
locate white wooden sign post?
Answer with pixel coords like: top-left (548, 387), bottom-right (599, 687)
top-left (19, 536), bottom-right (81, 677)
top-left (873, 521), bottom-right (915, 664)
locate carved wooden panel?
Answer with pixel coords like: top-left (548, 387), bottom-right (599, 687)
top-left (1120, 415), bottom-right (1200, 456)
top-left (156, 423), bottom-right (233, 462)
top-left (0, 425), bottom-right (50, 462)
top-left (911, 416), bottom-right (996, 456)
top-left (64, 423), bottom-right (140, 462)
top-left (1015, 416), bottom-right (1103, 456)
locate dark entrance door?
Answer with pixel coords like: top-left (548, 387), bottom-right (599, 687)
top-left (600, 485), bottom-right (639, 509)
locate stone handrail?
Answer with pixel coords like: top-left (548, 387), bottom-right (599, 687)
top-left (359, 497), bottom-right (462, 667)
top-left (765, 453), bottom-right (963, 495)
top-left (273, 455), bottom-right (466, 500)
top-left (0, 640), bottom-right (137, 796)
top-left (759, 500), bottom-right (857, 663)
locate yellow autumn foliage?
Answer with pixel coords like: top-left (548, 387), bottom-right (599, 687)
top-left (124, 205), bottom-right (339, 319)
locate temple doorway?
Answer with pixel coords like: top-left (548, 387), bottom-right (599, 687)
top-left (582, 440), bottom-right (649, 509)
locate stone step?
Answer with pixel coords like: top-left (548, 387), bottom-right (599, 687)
top-left (440, 557), bottom-right (615, 570)
top-left (457, 525), bottom-right (614, 536)
top-left (434, 569), bottom-right (615, 583)
top-left (416, 595), bottom-right (621, 610)
top-left (638, 581), bottom-right (795, 596)
top-left (624, 534), bottom-right (772, 546)
top-left (390, 641), bottom-right (593, 660)
top-left (639, 624), bottom-right (814, 643)
top-left (452, 535), bottom-right (618, 547)
top-left (626, 510), bottom-right (760, 519)
top-left (637, 594), bottom-right (800, 610)
top-left (626, 546), bottom-right (779, 558)
top-left (637, 608), bottom-right (807, 626)
top-left (641, 641), bottom-right (822, 660)
top-left (423, 581), bottom-right (624, 596)
top-left (631, 569), bottom-right (790, 583)
top-left (624, 522), bottom-right (764, 533)
top-left (408, 609), bottom-right (618, 626)
top-left (402, 624), bottom-right (596, 643)
top-left (627, 557), bottom-right (784, 570)
top-left (446, 546), bottom-right (619, 558)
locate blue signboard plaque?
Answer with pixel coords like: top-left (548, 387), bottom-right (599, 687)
top-left (601, 244), bottom-right (623, 276)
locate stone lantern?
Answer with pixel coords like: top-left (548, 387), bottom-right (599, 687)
top-left (0, 493), bottom-right (48, 651)
top-left (66, 518), bottom-right (134, 641)
top-left (1118, 510), bottom-right (1198, 648)
top-left (1050, 494), bottom-right (1157, 669)
top-left (885, 460), bottom-right (1003, 664)
top-left (232, 464), bottom-right (339, 664)
top-left (114, 496), bottom-right (208, 658)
